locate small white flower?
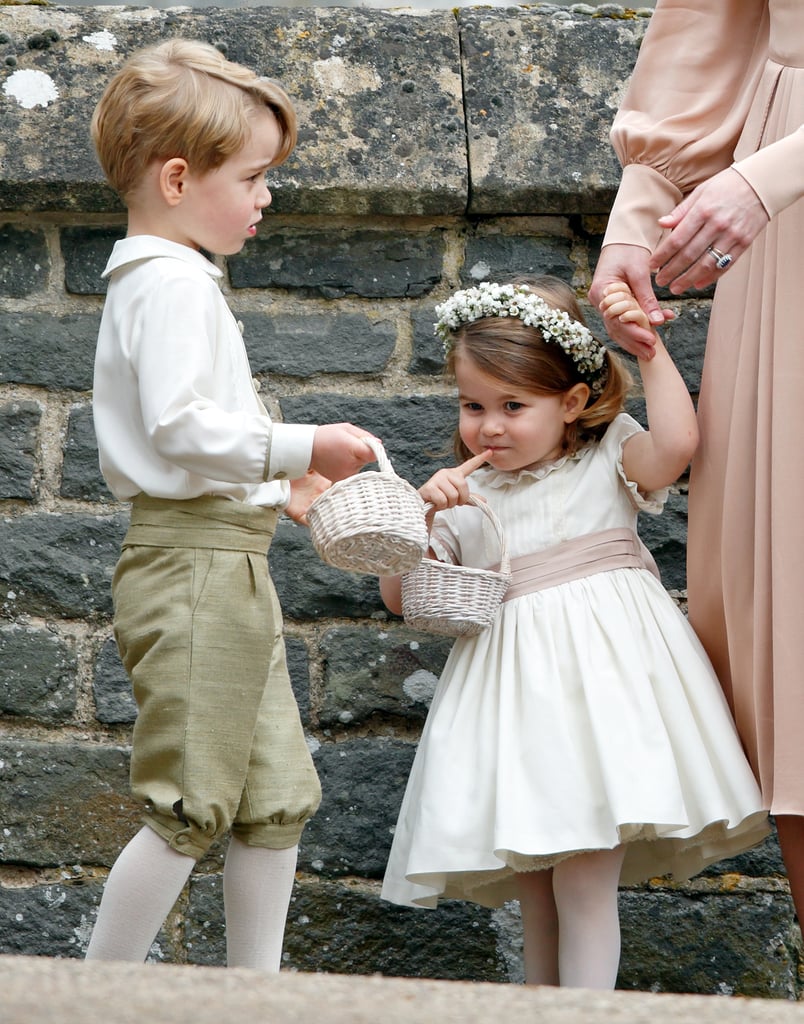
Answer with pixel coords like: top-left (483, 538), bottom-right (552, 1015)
top-left (434, 282), bottom-right (608, 395)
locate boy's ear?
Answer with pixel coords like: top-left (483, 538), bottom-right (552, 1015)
top-left (562, 382), bottom-right (591, 423)
top-left (159, 158), bottom-right (190, 206)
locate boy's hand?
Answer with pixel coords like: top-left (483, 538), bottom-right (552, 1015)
top-left (285, 469), bottom-right (331, 525)
top-left (420, 450), bottom-right (491, 519)
top-left (600, 282), bottom-right (656, 333)
top-left (310, 423), bottom-right (380, 482)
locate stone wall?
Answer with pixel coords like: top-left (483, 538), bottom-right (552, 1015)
top-left (0, 1), bottom-right (799, 998)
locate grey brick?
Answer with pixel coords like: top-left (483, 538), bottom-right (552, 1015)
top-left (0, 313), bottom-right (98, 391)
top-left (61, 226), bottom-right (124, 295)
top-left (92, 637), bottom-right (136, 725)
top-left (0, 739), bottom-right (137, 867)
top-left (61, 405), bottom-right (115, 503)
top-left (0, 511), bottom-right (127, 620)
top-left (0, 225), bottom-right (49, 297)
top-left (319, 624), bottom-right (452, 728)
top-left (0, 400), bottom-right (40, 500)
top-left (239, 312), bottom-right (396, 376)
top-left (229, 230), bottom-right (444, 298)
top-left (300, 737), bottom-right (416, 879)
top-left (0, 624), bottom-right (77, 723)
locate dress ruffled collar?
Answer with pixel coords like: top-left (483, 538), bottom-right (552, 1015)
top-left (474, 445), bottom-right (591, 489)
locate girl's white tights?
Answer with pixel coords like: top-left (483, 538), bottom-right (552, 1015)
top-left (85, 825), bottom-right (195, 962)
top-left (85, 827), bottom-right (298, 972)
top-left (223, 836), bottom-right (298, 971)
top-left (517, 846), bottom-right (627, 989)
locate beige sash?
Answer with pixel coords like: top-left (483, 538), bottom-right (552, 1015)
top-left (502, 527), bottom-right (660, 602)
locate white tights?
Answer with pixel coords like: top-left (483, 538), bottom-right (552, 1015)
top-left (85, 826), bottom-right (297, 972)
top-left (517, 846), bottom-right (627, 989)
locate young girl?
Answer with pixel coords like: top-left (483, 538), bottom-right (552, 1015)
top-left (379, 277), bottom-right (769, 990)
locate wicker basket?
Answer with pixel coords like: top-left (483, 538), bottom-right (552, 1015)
top-left (401, 496), bottom-right (511, 637)
top-left (306, 437), bottom-right (428, 575)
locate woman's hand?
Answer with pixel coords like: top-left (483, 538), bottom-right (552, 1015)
top-left (589, 244), bottom-right (674, 360)
top-left (650, 167), bottom-right (769, 293)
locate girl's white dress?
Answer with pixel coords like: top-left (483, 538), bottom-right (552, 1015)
top-left (381, 414), bottom-right (769, 909)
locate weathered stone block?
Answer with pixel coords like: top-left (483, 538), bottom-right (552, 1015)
top-left (0, 225), bottom-right (49, 297)
top-left (185, 873), bottom-right (508, 981)
top-left (92, 636), bottom-right (136, 725)
top-left (662, 305), bottom-right (710, 395)
top-left (0, 739), bottom-right (138, 867)
top-left (0, 878), bottom-right (98, 959)
top-left (460, 8), bottom-right (647, 214)
top-left (286, 635), bottom-right (312, 727)
top-left (283, 881), bottom-right (507, 981)
top-left (0, 400), bottom-right (40, 500)
top-left (0, 511), bottom-right (127, 620)
top-left (60, 226), bottom-right (123, 295)
top-left (319, 624), bottom-right (452, 728)
top-left (0, 877), bottom-right (178, 962)
top-left (0, 624), bottom-right (77, 723)
top-left (409, 307), bottom-right (446, 377)
top-left (61, 404), bottom-right (115, 503)
top-left (618, 888), bottom-right (800, 998)
top-left (0, 313), bottom-right (97, 391)
top-left (0, 7), bottom-right (465, 214)
top-left (299, 737), bottom-right (416, 879)
top-left (239, 312), bottom-right (396, 377)
top-left (460, 231), bottom-right (575, 286)
top-left (229, 229), bottom-right (444, 299)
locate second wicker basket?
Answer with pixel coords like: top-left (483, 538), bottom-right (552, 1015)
top-left (401, 495), bottom-right (511, 637)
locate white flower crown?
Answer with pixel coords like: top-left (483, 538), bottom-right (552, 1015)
top-left (434, 281), bottom-right (608, 395)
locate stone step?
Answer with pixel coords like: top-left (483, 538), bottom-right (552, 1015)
top-left (1, 955), bottom-right (802, 1024)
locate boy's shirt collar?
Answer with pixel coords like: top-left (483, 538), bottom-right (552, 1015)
top-left (102, 235), bottom-right (222, 279)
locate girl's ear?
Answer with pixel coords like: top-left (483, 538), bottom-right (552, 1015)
top-left (562, 382), bottom-right (591, 423)
top-left (159, 158), bottom-right (190, 206)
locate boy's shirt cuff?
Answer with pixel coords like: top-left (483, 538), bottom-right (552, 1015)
top-left (264, 422), bottom-right (317, 482)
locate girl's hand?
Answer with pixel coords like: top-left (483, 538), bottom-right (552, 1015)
top-left (285, 469), bottom-right (331, 524)
top-left (599, 282), bottom-right (654, 335)
top-left (650, 167), bottom-right (769, 294)
top-left (419, 450), bottom-right (492, 515)
top-left (589, 244), bottom-right (674, 360)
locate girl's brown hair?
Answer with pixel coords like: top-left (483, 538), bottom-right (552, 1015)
top-left (446, 276), bottom-right (633, 462)
top-left (91, 39), bottom-right (297, 202)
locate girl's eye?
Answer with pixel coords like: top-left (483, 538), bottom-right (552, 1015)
top-left (462, 402), bottom-right (483, 412)
top-left (505, 401), bottom-right (524, 412)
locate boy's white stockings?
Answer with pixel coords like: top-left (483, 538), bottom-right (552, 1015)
top-left (223, 836), bottom-right (298, 971)
top-left (85, 825), bottom-right (195, 962)
top-left (518, 846), bottom-right (627, 989)
top-left (85, 827), bottom-right (298, 972)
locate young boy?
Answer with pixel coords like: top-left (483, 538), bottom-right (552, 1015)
top-left (86, 38), bottom-right (379, 971)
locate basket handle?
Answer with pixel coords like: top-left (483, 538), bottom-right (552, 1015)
top-left (362, 436), bottom-right (397, 476)
top-left (423, 494), bottom-right (510, 574)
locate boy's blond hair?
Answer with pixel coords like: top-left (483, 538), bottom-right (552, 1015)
top-left (91, 39), bottom-right (297, 201)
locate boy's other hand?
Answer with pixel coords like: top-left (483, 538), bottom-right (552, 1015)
top-left (285, 469), bottom-right (332, 525)
top-left (311, 423), bottom-right (380, 482)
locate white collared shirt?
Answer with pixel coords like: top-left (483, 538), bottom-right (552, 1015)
top-left (93, 236), bottom-right (315, 506)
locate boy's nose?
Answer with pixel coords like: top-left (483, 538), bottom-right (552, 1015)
top-left (258, 183), bottom-right (272, 209)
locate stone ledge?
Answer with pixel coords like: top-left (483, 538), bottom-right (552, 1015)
top-left (0, 4), bottom-right (646, 215)
top-left (2, 955), bottom-right (803, 1024)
